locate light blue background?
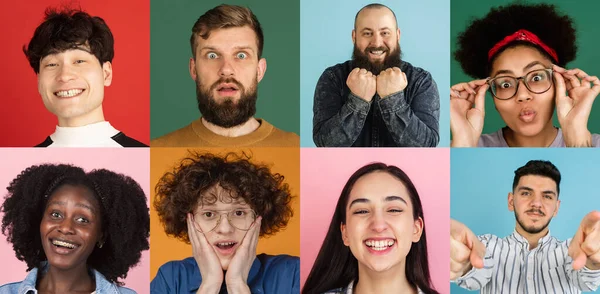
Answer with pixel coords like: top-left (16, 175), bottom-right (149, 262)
top-left (451, 148), bottom-right (600, 293)
top-left (300, 0), bottom-right (450, 147)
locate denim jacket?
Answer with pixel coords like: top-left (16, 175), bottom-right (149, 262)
top-left (0, 263), bottom-right (136, 294)
top-left (313, 60), bottom-right (440, 147)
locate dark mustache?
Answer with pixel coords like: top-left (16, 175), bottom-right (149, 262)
top-left (525, 209), bottom-right (545, 216)
top-left (210, 78), bottom-right (244, 91)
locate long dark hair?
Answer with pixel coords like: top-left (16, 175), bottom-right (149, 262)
top-left (302, 162), bottom-right (438, 294)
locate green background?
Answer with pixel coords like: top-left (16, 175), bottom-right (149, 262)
top-left (451, 0), bottom-right (600, 136)
top-left (150, 0), bottom-right (300, 139)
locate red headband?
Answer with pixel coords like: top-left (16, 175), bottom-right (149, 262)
top-left (487, 29), bottom-right (558, 62)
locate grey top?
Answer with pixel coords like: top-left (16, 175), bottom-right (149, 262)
top-left (312, 60), bottom-right (440, 147)
top-left (478, 128), bottom-right (600, 147)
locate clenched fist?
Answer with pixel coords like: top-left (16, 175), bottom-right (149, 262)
top-left (347, 68), bottom-right (377, 102)
top-left (377, 67), bottom-right (407, 98)
top-left (451, 219), bottom-right (486, 280)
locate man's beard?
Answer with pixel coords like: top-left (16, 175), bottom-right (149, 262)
top-left (196, 77), bottom-right (257, 128)
top-left (351, 43), bottom-right (402, 75)
top-left (514, 208), bottom-right (552, 234)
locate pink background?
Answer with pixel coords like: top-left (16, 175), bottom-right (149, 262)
top-left (300, 148), bottom-right (450, 293)
top-left (0, 148), bottom-right (150, 293)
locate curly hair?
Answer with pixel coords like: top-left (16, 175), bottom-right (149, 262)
top-left (1, 164), bottom-right (149, 285)
top-left (455, 3), bottom-right (577, 78)
top-left (23, 7), bottom-right (114, 73)
top-left (155, 151), bottom-right (294, 243)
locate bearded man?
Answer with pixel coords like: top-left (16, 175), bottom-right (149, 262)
top-left (151, 4), bottom-right (299, 147)
top-left (312, 3), bottom-right (440, 147)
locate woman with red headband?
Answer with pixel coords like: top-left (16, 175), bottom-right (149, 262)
top-left (450, 3), bottom-right (600, 147)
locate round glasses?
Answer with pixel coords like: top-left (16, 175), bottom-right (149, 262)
top-left (487, 68), bottom-right (553, 100)
top-left (191, 208), bottom-right (257, 233)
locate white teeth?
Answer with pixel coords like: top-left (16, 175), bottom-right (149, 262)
top-left (365, 239), bottom-right (395, 249)
top-left (56, 89), bottom-right (83, 97)
top-left (218, 242), bottom-right (235, 246)
top-left (370, 50), bottom-right (384, 55)
top-left (52, 240), bottom-right (77, 249)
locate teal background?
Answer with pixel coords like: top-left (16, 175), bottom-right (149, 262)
top-left (451, 0), bottom-right (600, 137)
top-left (451, 148), bottom-right (600, 293)
top-left (150, 0), bottom-right (300, 139)
top-left (300, 0), bottom-right (450, 147)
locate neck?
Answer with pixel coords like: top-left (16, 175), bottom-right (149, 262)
top-left (354, 262), bottom-right (416, 294)
top-left (57, 106), bottom-right (105, 128)
top-left (503, 123), bottom-right (557, 147)
top-left (201, 117), bottom-right (260, 137)
top-left (515, 225), bottom-right (549, 250)
top-left (37, 263), bottom-right (94, 294)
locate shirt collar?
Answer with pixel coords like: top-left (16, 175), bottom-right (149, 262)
top-left (511, 229), bottom-right (552, 248)
top-left (17, 262), bottom-right (117, 294)
top-left (188, 256), bottom-right (263, 292)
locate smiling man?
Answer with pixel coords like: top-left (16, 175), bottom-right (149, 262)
top-left (24, 8), bottom-right (146, 147)
top-left (150, 4), bottom-right (298, 147)
top-left (312, 3), bottom-right (440, 147)
top-left (450, 160), bottom-right (600, 293)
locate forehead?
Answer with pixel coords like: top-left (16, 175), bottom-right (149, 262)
top-left (196, 26), bottom-right (258, 52)
top-left (491, 46), bottom-right (551, 75)
top-left (355, 8), bottom-right (397, 30)
top-left (516, 175), bottom-right (557, 192)
top-left (348, 171), bottom-right (411, 205)
top-left (47, 184), bottom-right (100, 209)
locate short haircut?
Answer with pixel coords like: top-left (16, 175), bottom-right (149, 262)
top-left (354, 3), bottom-right (398, 30)
top-left (190, 4), bottom-right (264, 58)
top-left (154, 151), bottom-right (294, 243)
top-left (23, 8), bottom-right (115, 74)
top-left (512, 160), bottom-right (561, 196)
top-left (1, 164), bottom-right (149, 285)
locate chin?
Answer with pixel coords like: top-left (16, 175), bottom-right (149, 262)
top-left (511, 121), bottom-right (546, 137)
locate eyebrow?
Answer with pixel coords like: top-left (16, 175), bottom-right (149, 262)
top-left (516, 186), bottom-right (556, 196)
top-left (349, 195), bottom-right (407, 208)
top-left (199, 46), bottom-right (256, 53)
top-left (493, 61), bottom-right (546, 77)
top-left (48, 201), bottom-right (96, 214)
top-left (360, 27), bottom-right (391, 32)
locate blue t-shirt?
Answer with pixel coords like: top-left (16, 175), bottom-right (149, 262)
top-left (151, 253), bottom-right (299, 294)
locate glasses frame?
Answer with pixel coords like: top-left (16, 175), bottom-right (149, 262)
top-left (487, 68), bottom-right (554, 100)
top-left (191, 208), bottom-right (257, 233)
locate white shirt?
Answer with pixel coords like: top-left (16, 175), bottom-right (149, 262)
top-left (454, 230), bottom-right (600, 293)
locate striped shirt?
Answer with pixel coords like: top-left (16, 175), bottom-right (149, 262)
top-left (454, 230), bottom-right (600, 293)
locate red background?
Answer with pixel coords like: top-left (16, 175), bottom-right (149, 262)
top-left (0, 0), bottom-right (149, 146)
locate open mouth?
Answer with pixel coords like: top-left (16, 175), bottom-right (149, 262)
top-left (216, 84), bottom-right (239, 95)
top-left (367, 48), bottom-right (387, 58)
top-left (213, 241), bottom-right (238, 255)
top-left (364, 238), bottom-right (396, 252)
top-left (54, 89), bottom-right (85, 98)
top-left (50, 238), bottom-right (80, 254)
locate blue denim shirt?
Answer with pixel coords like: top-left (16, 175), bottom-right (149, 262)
top-left (313, 60), bottom-right (440, 147)
top-left (150, 254), bottom-right (299, 294)
top-left (0, 263), bottom-right (135, 294)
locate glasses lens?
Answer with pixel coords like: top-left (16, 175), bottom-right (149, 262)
top-left (490, 76), bottom-right (518, 99)
top-left (525, 69), bottom-right (552, 93)
top-left (194, 209), bottom-right (256, 232)
top-left (228, 209), bottom-right (256, 230)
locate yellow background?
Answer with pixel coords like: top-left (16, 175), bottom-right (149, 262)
top-left (150, 147), bottom-right (300, 279)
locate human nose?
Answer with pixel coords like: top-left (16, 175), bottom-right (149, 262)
top-left (515, 78), bottom-right (532, 103)
top-left (370, 33), bottom-right (384, 47)
top-left (57, 218), bottom-right (75, 235)
top-left (369, 211), bottom-right (389, 232)
top-left (213, 212), bottom-right (235, 234)
top-left (56, 64), bottom-right (77, 82)
top-left (530, 193), bottom-right (543, 208)
top-left (218, 57), bottom-right (235, 77)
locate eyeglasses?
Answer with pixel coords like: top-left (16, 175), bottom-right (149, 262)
top-left (487, 68), bottom-right (553, 100)
top-left (191, 208), bottom-right (256, 233)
